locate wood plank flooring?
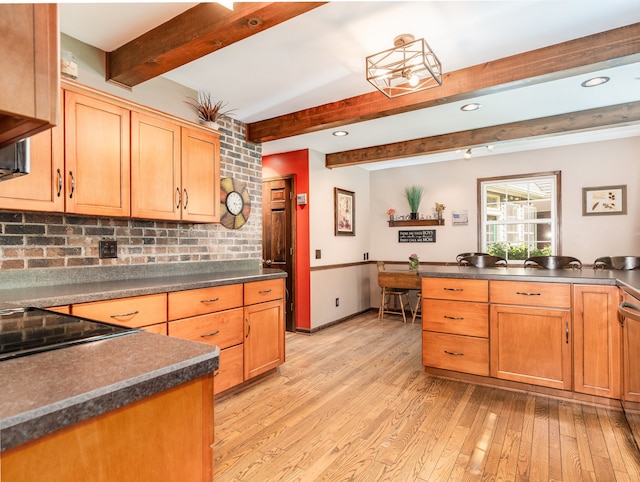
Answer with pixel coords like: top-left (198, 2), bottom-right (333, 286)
top-left (213, 311), bottom-right (640, 481)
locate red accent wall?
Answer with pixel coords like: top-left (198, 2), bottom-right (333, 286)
top-left (262, 149), bottom-right (310, 330)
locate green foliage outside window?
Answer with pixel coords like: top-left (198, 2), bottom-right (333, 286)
top-left (486, 242), bottom-right (551, 260)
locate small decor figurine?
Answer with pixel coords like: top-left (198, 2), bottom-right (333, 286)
top-left (405, 185), bottom-right (424, 219)
top-left (409, 253), bottom-right (420, 271)
top-left (435, 202), bottom-right (446, 224)
top-left (387, 208), bottom-right (396, 221)
top-left (185, 91), bottom-right (235, 130)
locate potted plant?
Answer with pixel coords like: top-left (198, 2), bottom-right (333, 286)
top-left (185, 91), bottom-right (235, 130)
top-left (404, 185), bottom-right (424, 219)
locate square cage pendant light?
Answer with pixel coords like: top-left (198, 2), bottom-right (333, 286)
top-left (366, 34), bottom-right (442, 98)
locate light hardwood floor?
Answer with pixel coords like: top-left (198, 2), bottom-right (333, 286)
top-left (213, 311), bottom-right (640, 481)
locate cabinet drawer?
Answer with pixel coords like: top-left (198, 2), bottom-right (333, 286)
top-left (214, 344), bottom-right (244, 395)
top-left (490, 281), bottom-right (571, 308)
top-left (142, 322), bottom-right (168, 335)
top-left (422, 278), bottom-right (488, 302)
top-left (72, 293), bottom-right (167, 328)
top-left (168, 308), bottom-right (243, 349)
top-left (168, 284), bottom-right (243, 320)
top-left (422, 331), bottom-right (489, 376)
top-left (422, 300), bottom-right (488, 338)
top-left (244, 279), bottom-right (285, 305)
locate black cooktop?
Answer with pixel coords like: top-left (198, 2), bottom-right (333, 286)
top-left (0, 307), bottom-right (137, 361)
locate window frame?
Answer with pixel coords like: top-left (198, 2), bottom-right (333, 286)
top-left (477, 171), bottom-right (562, 261)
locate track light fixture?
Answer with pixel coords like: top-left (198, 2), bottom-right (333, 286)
top-left (366, 34), bottom-right (442, 98)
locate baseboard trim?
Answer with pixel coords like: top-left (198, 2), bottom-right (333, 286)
top-left (297, 308), bottom-right (376, 335)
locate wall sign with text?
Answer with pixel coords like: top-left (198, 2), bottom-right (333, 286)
top-left (398, 230), bottom-right (436, 243)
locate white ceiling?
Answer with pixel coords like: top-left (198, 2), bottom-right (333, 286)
top-left (60, 1), bottom-right (640, 170)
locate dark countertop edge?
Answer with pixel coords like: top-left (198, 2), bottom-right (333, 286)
top-left (0, 268), bottom-right (287, 308)
top-left (0, 348), bottom-right (219, 452)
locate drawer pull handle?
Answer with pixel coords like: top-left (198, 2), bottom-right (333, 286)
top-left (259, 289), bottom-right (273, 294)
top-left (110, 310), bottom-right (139, 318)
top-left (200, 330), bottom-right (220, 338)
top-left (246, 317), bottom-right (251, 338)
top-left (516, 291), bottom-right (541, 296)
top-left (444, 288), bottom-right (463, 292)
top-left (213, 371), bottom-right (220, 377)
top-left (444, 316), bottom-right (464, 320)
top-left (444, 350), bottom-right (464, 356)
top-left (200, 297), bottom-right (220, 303)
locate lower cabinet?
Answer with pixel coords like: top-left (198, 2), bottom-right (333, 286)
top-left (244, 280), bottom-right (286, 380)
top-left (71, 293), bottom-right (168, 334)
top-left (70, 278), bottom-right (286, 395)
top-left (490, 304), bottom-right (572, 390)
top-left (621, 290), bottom-right (640, 403)
top-left (573, 285), bottom-right (621, 399)
top-left (2, 374), bottom-right (214, 482)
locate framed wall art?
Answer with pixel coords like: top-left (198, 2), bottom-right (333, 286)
top-left (334, 187), bottom-right (355, 236)
top-left (582, 185), bottom-right (627, 216)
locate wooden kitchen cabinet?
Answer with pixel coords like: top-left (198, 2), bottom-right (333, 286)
top-left (0, 121), bottom-right (64, 212)
top-left (168, 284), bottom-right (244, 394)
top-left (64, 88), bottom-right (131, 217)
top-left (2, 374), bottom-right (214, 482)
top-left (180, 127), bottom-right (221, 223)
top-left (422, 278), bottom-right (489, 376)
top-left (131, 111), bottom-right (181, 220)
top-left (131, 113), bottom-right (220, 222)
top-left (490, 281), bottom-right (572, 390)
top-left (244, 279), bottom-right (286, 380)
top-left (0, 4), bottom-right (59, 146)
top-left (71, 293), bottom-right (167, 333)
top-left (621, 290), bottom-right (640, 403)
top-left (573, 285), bottom-right (621, 399)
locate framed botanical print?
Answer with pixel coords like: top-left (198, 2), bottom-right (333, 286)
top-left (582, 185), bottom-right (627, 216)
top-left (334, 188), bottom-right (355, 236)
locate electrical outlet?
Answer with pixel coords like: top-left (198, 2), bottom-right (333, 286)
top-left (99, 240), bottom-right (117, 259)
top-left (335, 298), bottom-right (339, 307)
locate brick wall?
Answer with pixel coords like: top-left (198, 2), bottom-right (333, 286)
top-left (0, 118), bottom-right (263, 271)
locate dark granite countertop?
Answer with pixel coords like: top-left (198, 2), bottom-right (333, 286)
top-left (417, 265), bottom-right (640, 298)
top-left (0, 267), bottom-right (287, 308)
top-left (0, 331), bottom-right (219, 452)
top-left (0, 265), bottom-right (285, 452)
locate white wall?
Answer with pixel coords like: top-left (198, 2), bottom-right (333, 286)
top-left (369, 136), bottom-right (640, 264)
top-left (308, 150), bottom-right (372, 329)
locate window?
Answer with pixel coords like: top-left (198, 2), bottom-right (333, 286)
top-left (478, 171), bottom-right (561, 262)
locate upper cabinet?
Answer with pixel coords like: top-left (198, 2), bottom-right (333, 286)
top-left (65, 89), bottom-right (131, 217)
top-left (0, 4), bottom-right (59, 146)
top-left (131, 113), bottom-right (220, 223)
top-left (0, 81), bottom-right (221, 223)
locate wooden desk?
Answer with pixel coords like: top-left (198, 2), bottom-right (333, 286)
top-left (378, 270), bottom-right (421, 290)
top-left (377, 270), bottom-right (421, 323)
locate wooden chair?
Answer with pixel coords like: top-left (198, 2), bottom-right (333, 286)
top-left (377, 262), bottom-right (414, 323)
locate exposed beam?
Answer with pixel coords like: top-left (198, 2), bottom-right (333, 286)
top-left (247, 22), bottom-right (640, 143)
top-left (106, 2), bottom-right (326, 88)
top-left (325, 101), bottom-right (640, 168)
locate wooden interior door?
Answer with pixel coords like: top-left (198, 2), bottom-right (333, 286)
top-left (262, 177), bottom-right (294, 331)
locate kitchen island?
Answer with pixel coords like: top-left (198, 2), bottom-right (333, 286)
top-left (0, 264), bottom-right (286, 481)
top-left (418, 264), bottom-right (640, 449)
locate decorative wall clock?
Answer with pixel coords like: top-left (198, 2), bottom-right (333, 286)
top-left (220, 177), bottom-right (251, 229)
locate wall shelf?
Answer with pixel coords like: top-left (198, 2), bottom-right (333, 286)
top-left (388, 219), bottom-right (444, 227)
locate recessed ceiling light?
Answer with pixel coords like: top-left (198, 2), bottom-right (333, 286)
top-left (581, 76), bottom-right (610, 87)
top-left (460, 103), bottom-right (481, 112)
top-left (332, 130), bottom-right (349, 137)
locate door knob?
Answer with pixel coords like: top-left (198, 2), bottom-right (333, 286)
top-left (265, 259), bottom-right (273, 266)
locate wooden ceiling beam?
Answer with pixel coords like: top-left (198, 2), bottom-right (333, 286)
top-left (106, 2), bottom-right (326, 88)
top-left (247, 22), bottom-right (640, 143)
top-left (325, 101), bottom-right (640, 168)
